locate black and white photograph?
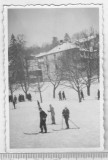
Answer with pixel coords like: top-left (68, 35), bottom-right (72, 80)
top-left (7, 5), bottom-right (103, 151)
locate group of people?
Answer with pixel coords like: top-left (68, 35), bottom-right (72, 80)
top-left (18, 94), bottom-right (25, 102)
top-left (9, 93), bottom-right (32, 103)
top-left (58, 90), bottom-right (84, 101)
top-left (38, 101), bottom-right (70, 133)
top-left (37, 89), bottom-right (100, 133)
top-left (58, 89), bottom-right (100, 101)
top-left (58, 91), bottom-right (66, 100)
top-left (10, 88), bottom-right (100, 133)
top-left (9, 93), bottom-right (32, 109)
top-left (26, 93), bottom-right (32, 101)
top-left (18, 93), bottom-right (32, 102)
top-left (80, 89), bottom-right (100, 100)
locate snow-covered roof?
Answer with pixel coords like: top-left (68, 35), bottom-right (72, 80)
top-left (35, 52), bottom-right (47, 58)
top-left (35, 36), bottom-right (96, 58)
top-left (35, 42), bottom-right (78, 58)
top-left (76, 35), bottom-right (96, 43)
top-left (79, 48), bottom-right (89, 52)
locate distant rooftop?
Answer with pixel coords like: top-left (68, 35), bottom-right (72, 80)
top-left (35, 42), bottom-right (78, 58)
top-left (77, 35), bottom-right (95, 43)
top-left (35, 35), bottom-right (96, 58)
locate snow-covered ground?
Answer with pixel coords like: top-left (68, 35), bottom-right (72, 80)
top-left (9, 82), bottom-right (100, 149)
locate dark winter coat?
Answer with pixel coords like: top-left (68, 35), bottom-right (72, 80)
top-left (62, 108), bottom-right (69, 119)
top-left (40, 110), bottom-right (47, 121)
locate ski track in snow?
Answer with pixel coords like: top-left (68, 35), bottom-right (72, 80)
top-left (9, 83), bottom-right (100, 148)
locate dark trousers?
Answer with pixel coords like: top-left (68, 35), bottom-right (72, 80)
top-left (98, 94), bottom-right (100, 100)
top-left (63, 96), bottom-right (66, 100)
top-left (64, 117), bottom-right (69, 128)
top-left (13, 102), bottom-right (16, 109)
top-left (59, 95), bottom-right (62, 100)
top-left (51, 115), bottom-right (55, 124)
top-left (40, 119), bottom-right (47, 133)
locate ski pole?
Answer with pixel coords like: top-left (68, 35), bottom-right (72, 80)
top-left (69, 119), bottom-right (80, 129)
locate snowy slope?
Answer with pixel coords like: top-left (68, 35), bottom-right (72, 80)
top-left (9, 83), bottom-right (100, 148)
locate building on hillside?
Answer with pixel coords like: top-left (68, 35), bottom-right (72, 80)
top-left (28, 55), bottom-right (43, 83)
top-left (35, 42), bottom-right (79, 81)
top-left (34, 35), bottom-right (99, 82)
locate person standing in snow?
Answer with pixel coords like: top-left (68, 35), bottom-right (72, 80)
top-left (62, 107), bottom-right (70, 129)
top-left (14, 95), bottom-right (17, 103)
top-left (13, 100), bottom-right (16, 109)
top-left (80, 90), bottom-right (84, 100)
top-left (48, 104), bottom-right (56, 124)
top-left (58, 91), bottom-right (62, 100)
top-left (97, 89), bottom-right (100, 100)
top-left (13, 96), bottom-right (17, 109)
top-left (39, 108), bottom-right (47, 133)
top-left (62, 91), bottom-right (66, 100)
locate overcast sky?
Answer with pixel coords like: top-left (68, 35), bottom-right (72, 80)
top-left (8, 8), bottom-right (99, 47)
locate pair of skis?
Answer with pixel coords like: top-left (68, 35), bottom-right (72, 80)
top-left (24, 125), bottom-right (80, 135)
top-left (24, 118), bottom-right (80, 135)
top-left (24, 127), bottom-right (79, 135)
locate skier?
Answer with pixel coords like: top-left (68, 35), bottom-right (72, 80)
top-left (62, 107), bottom-right (70, 129)
top-left (13, 96), bottom-right (17, 109)
top-left (39, 108), bottom-right (47, 133)
top-left (80, 90), bottom-right (84, 100)
top-left (62, 91), bottom-right (66, 100)
top-left (58, 91), bottom-right (62, 100)
top-left (97, 89), bottom-right (100, 100)
top-left (48, 104), bottom-right (56, 124)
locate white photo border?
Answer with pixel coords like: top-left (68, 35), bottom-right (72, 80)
top-left (3, 4), bottom-right (104, 153)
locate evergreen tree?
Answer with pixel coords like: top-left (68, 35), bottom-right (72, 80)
top-left (64, 33), bottom-right (71, 42)
top-left (8, 34), bottom-right (19, 98)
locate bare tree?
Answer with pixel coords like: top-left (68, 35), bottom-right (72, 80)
top-left (60, 52), bottom-right (84, 102)
top-left (30, 79), bottom-right (44, 103)
top-left (45, 54), bottom-right (63, 98)
top-left (18, 55), bottom-right (30, 98)
top-left (29, 71), bottom-right (48, 103)
top-left (73, 28), bottom-right (99, 96)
